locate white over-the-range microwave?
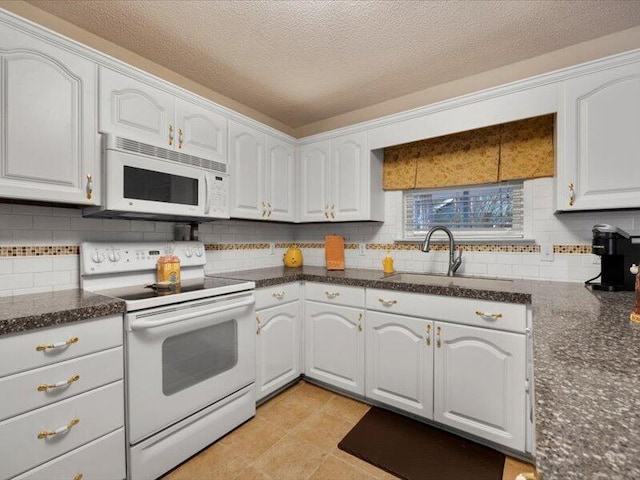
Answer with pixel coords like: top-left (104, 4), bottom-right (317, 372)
top-left (84, 135), bottom-right (229, 221)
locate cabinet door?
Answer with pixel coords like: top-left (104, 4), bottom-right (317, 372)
top-left (99, 67), bottom-right (175, 149)
top-left (0, 25), bottom-right (99, 205)
top-left (299, 140), bottom-right (331, 222)
top-left (434, 321), bottom-right (526, 451)
top-left (228, 121), bottom-right (266, 219)
top-left (265, 136), bottom-right (295, 222)
top-left (558, 61), bottom-right (640, 210)
top-left (330, 132), bottom-right (368, 221)
top-left (304, 301), bottom-right (364, 395)
top-left (366, 312), bottom-right (433, 419)
top-left (175, 100), bottom-right (227, 163)
top-left (255, 302), bottom-right (300, 401)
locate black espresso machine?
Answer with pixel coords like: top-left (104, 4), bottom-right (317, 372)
top-left (590, 224), bottom-right (640, 291)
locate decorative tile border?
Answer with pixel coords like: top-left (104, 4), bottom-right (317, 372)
top-left (0, 246), bottom-right (79, 257)
top-left (0, 243), bottom-right (594, 257)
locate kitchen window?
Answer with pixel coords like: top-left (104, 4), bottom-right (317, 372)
top-left (403, 181), bottom-right (524, 241)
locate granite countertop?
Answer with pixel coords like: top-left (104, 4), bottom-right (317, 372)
top-left (216, 265), bottom-right (640, 480)
top-left (0, 289), bottom-right (126, 337)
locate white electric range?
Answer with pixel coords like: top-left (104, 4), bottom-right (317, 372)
top-left (81, 241), bottom-right (256, 480)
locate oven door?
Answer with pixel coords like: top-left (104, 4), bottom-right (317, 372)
top-left (105, 148), bottom-right (210, 218)
top-left (125, 291), bottom-right (256, 444)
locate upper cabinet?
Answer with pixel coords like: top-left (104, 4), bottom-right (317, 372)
top-left (228, 120), bottom-right (296, 221)
top-left (0, 22), bottom-right (99, 205)
top-left (557, 60), bottom-right (640, 211)
top-left (298, 132), bottom-right (384, 222)
top-left (99, 67), bottom-right (227, 163)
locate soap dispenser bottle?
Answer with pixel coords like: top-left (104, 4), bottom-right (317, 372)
top-left (382, 251), bottom-right (395, 274)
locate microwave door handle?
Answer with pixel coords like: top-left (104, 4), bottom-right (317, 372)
top-left (129, 297), bottom-right (255, 331)
top-left (204, 174), bottom-right (212, 215)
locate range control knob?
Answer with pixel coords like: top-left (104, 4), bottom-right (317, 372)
top-left (108, 250), bottom-right (121, 262)
top-left (91, 251), bottom-right (105, 263)
top-left (184, 248), bottom-right (193, 258)
top-left (195, 247), bottom-right (204, 258)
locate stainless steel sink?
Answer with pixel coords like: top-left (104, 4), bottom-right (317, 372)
top-left (381, 272), bottom-right (513, 288)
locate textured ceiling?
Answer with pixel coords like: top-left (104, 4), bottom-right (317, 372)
top-left (25, 0), bottom-right (640, 129)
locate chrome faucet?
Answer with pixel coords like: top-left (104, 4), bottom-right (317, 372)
top-left (421, 226), bottom-right (463, 277)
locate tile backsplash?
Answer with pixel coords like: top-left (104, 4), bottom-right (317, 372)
top-left (2, 177), bottom-right (640, 296)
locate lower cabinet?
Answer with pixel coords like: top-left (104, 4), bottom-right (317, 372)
top-left (304, 301), bottom-right (365, 395)
top-left (255, 302), bottom-right (301, 401)
top-left (433, 321), bottom-right (527, 451)
top-left (365, 312), bottom-right (433, 419)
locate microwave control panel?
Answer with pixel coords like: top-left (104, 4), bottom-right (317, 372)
top-left (207, 173), bottom-right (228, 217)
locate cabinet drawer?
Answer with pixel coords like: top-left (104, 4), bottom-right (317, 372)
top-left (0, 347), bottom-right (123, 421)
top-left (0, 315), bottom-right (122, 378)
top-left (367, 289), bottom-right (527, 333)
top-left (0, 381), bottom-right (124, 479)
top-left (13, 428), bottom-right (125, 480)
top-left (256, 283), bottom-right (300, 310)
top-left (305, 282), bottom-right (365, 308)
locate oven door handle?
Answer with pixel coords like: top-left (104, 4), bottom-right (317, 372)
top-left (129, 297), bottom-right (255, 331)
top-left (204, 174), bottom-right (212, 215)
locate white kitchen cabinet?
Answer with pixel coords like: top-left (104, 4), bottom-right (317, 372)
top-left (557, 60), bottom-right (640, 211)
top-left (265, 136), bottom-right (296, 222)
top-left (299, 140), bottom-right (331, 222)
top-left (433, 321), bottom-right (527, 451)
top-left (366, 311), bottom-right (434, 419)
top-left (304, 301), bottom-right (365, 395)
top-left (298, 133), bottom-right (383, 222)
top-left (0, 23), bottom-right (99, 205)
top-left (228, 121), bottom-right (266, 219)
top-left (255, 302), bottom-right (300, 401)
top-left (100, 67), bottom-right (227, 163)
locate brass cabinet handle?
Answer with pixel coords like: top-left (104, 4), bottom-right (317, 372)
top-left (324, 291), bottom-right (340, 299)
top-left (378, 298), bottom-right (397, 307)
top-left (168, 124), bottom-right (174, 146)
top-left (568, 182), bottom-right (575, 206)
top-left (324, 204), bottom-right (329, 219)
top-left (73, 475), bottom-right (83, 480)
top-left (86, 174), bottom-right (93, 200)
top-left (426, 324), bottom-right (431, 346)
top-left (38, 418), bottom-right (79, 439)
top-left (36, 336), bottom-right (78, 352)
top-left (272, 291), bottom-right (285, 300)
top-left (436, 326), bottom-right (441, 348)
top-left (37, 374), bottom-right (80, 392)
top-left (178, 127), bottom-right (184, 149)
top-left (256, 315), bottom-right (261, 335)
top-left (267, 209), bottom-right (272, 218)
top-left (475, 310), bottom-right (503, 319)
top-left (357, 312), bottom-right (363, 332)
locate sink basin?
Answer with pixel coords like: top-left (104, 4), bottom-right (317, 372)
top-left (381, 272), bottom-right (513, 288)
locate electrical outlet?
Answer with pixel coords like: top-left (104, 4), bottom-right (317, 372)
top-left (540, 244), bottom-right (554, 262)
top-left (359, 243), bottom-right (366, 256)
top-left (269, 243), bottom-right (275, 255)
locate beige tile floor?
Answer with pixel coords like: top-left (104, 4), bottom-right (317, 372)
top-left (162, 381), bottom-right (537, 480)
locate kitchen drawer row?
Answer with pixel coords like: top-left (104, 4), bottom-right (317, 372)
top-left (255, 282), bottom-right (533, 454)
top-left (0, 315), bottom-right (125, 480)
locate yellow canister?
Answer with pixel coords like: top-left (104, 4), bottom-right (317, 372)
top-left (157, 255), bottom-right (181, 284)
top-left (283, 245), bottom-right (303, 268)
top-left (382, 251), bottom-right (395, 274)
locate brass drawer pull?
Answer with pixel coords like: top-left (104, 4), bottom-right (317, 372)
top-left (378, 298), bottom-right (397, 307)
top-left (324, 291), bottom-right (340, 299)
top-left (86, 174), bottom-right (94, 200)
top-left (568, 182), bottom-right (575, 207)
top-left (256, 315), bottom-right (261, 335)
top-left (426, 324), bottom-right (431, 346)
top-left (73, 474), bottom-right (84, 480)
top-left (436, 326), bottom-right (441, 348)
top-left (178, 127), bottom-right (184, 149)
top-left (357, 312), bottom-right (363, 332)
top-left (37, 374), bottom-right (80, 392)
top-left (475, 310), bottom-right (503, 319)
top-left (168, 124), bottom-right (174, 146)
top-left (272, 291), bottom-right (286, 300)
top-left (38, 418), bottom-right (80, 439)
top-left (36, 336), bottom-right (78, 352)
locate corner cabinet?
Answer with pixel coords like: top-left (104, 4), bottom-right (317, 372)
top-left (0, 21), bottom-right (99, 205)
top-left (99, 67), bottom-right (227, 163)
top-left (228, 121), bottom-right (296, 221)
top-left (298, 132), bottom-right (384, 222)
top-left (557, 60), bottom-right (640, 211)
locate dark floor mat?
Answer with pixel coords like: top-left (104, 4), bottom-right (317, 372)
top-left (338, 407), bottom-right (505, 480)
